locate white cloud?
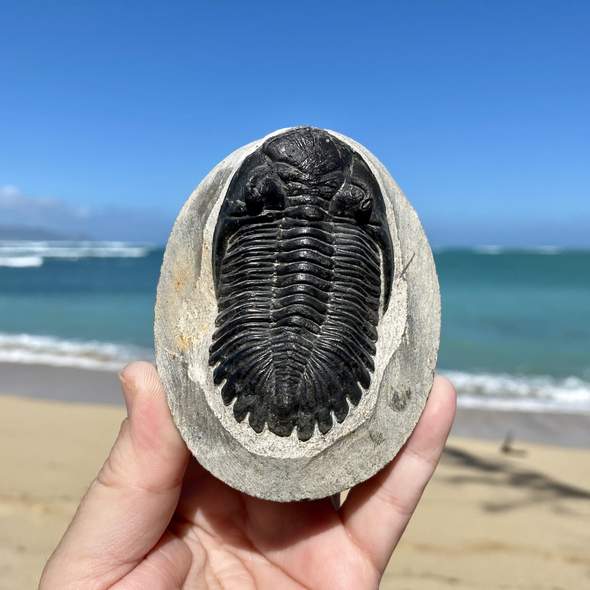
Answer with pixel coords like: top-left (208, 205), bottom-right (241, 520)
top-left (0, 184), bottom-right (81, 217)
top-left (0, 185), bottom-right (21, 201)
top-left (0, 185), bottom-right (172, 243)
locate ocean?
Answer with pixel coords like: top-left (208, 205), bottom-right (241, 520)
top-left (1, 240), bottom-right (589, 413)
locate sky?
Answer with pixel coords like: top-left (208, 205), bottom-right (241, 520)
top-left (1, 0), bottom-right (589, 245)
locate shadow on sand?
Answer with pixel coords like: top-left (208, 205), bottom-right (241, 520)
top-left (441, 446), bottom-right (590, 513)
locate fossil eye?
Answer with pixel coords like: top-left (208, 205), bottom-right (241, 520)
top-left (356, 193), bottom-right (373, 221)
top-left (245, 166), bottom-right (285, 213)
top-left (359, 196), bottom-right (372, 211)
top-left (331, 182), bottom-right (372, 220)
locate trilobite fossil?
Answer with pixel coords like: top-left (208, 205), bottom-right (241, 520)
top-left (209, 127), bottom-right (394, 441)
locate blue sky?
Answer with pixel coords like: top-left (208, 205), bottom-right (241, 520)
top-left (1, 1), bottom-right (588, 245)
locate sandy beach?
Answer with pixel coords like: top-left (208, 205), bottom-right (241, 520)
top-left (1, 364), bottom-right (589, 589)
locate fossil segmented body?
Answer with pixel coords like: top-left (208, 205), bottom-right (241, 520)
top-left (209, 127), bottom-right (394, 441)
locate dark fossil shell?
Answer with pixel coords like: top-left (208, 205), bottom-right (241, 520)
top-left (209, 127), bottom-right (394, 441)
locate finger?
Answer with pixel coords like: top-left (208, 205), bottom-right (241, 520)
top-left (341, 376), bottom-right (456, 573)
top-left (41, 362), bottom-right (190, 589)
top-left (110, 532), bottom-right (192, 590)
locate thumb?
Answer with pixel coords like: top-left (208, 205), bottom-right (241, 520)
top-left (41, 362), bottom-right (190, 589)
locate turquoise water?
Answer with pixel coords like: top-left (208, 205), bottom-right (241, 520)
top-left (1, 242), bottom-right (589, 411)
top-left (438, 249), bottom-right (590, 380)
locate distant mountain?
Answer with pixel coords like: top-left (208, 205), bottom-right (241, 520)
top-left (0, 225), bottom-right (88, 241)
top-left (1, 186), bottom-right (171, 244)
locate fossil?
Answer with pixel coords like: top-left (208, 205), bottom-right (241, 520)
top-left (209, 127), bottom-right (394, 441)
top-left (156, 126), bottom-right (440, 500)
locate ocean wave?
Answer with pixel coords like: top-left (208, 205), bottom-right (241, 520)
top-left (443, 370), bottom-right (590, 413)
top-left (0, 255), bottom-right (44, 268)
top-left (0, 333), bottom-right (153, 371)
top-left (434, 245), bottom-right (576, 255)
top-left (0, 240), bottom-right (153, 265)
top-left (473, 245), bottom-right (562, 255)
top-left (0, 333), bottom-right (588, 413)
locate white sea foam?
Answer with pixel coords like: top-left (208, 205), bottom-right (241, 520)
top-left (0, 240), bottom-right (153, 267)
top-left (0, 333), bottom-right (152, 371)
top-left (474, 245), bottom-right (504, 255)
top-left (0, 255), bottom-right (44, 268)
top-left (443, 370), bottom-right (590, 413)
top-left (474, 245), bottom-right (564, 255)
top-left (432, 245), bottom-right (579, 255)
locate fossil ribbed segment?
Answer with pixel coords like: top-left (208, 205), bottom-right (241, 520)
top-left (209, 127), bottom-right (394, 441)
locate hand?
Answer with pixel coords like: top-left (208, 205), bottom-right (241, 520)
top-left (41, 362), bottom-right (456, 589)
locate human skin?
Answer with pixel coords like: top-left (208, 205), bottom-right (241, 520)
top-left (40, 362), bottom-right (456, 589)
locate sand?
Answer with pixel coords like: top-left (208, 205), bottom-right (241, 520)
top-left (0, 367), bottom-right (589, 589)
top-left (385, 439), bottom-right (590, 589)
